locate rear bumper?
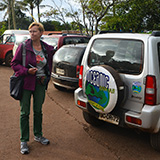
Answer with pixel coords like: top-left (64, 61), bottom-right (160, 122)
top-left (74, 87), bottom-right (160, 133)
top-left (51, 72), bottom-right (78, 89)
top-left (125, 105), bottom-right (160, 133)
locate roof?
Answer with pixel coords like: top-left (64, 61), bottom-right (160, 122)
top-left (43, 31), bottom-right (62, 35)
top-left (47, 34), bottom-right (89, 38)
top-left (3, 30), bottom-right (29, 35)
top-left (92, 33), bottom-right (151, 41)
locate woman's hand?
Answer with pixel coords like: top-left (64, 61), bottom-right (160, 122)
top-left (28, 68), bottom-right (38, 75)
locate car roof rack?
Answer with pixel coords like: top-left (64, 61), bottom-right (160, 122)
top-left (98, 30), bottom-right (133, 34)
top-left (98, 30), bottom-right (120, 34)
top-left (151, 31), bottom-right (160, 36)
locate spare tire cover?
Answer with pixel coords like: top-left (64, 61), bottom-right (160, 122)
top-left (85, 65), bottom-right (124, 114)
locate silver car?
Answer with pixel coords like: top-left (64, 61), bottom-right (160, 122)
top-left (74, 31), bottom-right (160, 151)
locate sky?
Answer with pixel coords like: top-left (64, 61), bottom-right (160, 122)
top-left (0, 0), bottom-right (77, 22)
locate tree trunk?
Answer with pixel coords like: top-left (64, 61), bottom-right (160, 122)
top-left (7, 4), bottom-right (11, 29)
top-left (95, 20), bottom-right (98, 34)
top-left (37, 0), bottom-right (40, 22)
top-left (11, 0), bottom-right (16, 29)
top-left (82, 10), bottom-right (89, 35)
top-left (31, 8), bottom-right (34, 22)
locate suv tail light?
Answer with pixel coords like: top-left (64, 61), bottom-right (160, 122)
top-left (76, 65), bottom-right (80, 78)
top-left (145, 75), bottom-right (157, 105)
top-left (79, 65), bottom-right (83, 88)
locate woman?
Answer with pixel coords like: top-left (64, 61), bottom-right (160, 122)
top-left (11, 22), bottom-right (54, 154)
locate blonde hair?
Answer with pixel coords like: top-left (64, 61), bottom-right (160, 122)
top-left (28, 22), bottom-right (45, 32)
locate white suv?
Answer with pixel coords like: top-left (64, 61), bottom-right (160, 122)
top-left (74, 31), bottom-right (160, 151)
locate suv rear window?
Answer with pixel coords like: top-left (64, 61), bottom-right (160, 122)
top-left (88, 39), bottom-right (143, 75)
top-left (42, 37), bottom-right (58, 47)
top-left (54, 47), bottom-right (85, 64)
top-left (63, 37), bottom-right (89, 45)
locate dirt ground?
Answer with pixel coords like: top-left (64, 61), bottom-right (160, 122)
top-left (1, 65), bottom-right (160, 160)
top-left (0, 66), bottom-right (117, 160)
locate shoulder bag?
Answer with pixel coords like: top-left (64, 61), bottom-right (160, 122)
top-left (10, 42), bottom-right (26, 100)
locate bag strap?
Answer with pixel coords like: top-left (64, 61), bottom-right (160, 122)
top-left (22, 42), bottom-right (26, 67)
top-left (41, 41), bottom-right (50, 77)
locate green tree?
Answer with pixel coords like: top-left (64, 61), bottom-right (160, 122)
top-left (78, 0), bottom-right (116, 34)
top-left (43, 20), bottom-right (56, 31)
top-left (17, 0), bottom-right (37, 21)
top-left (14, 6), bottom-right (32, 29)
top-left (0, 21), bottom-right (7, 35)
top-left (102, 0), bottom-right (160, 32)
top-left (70, 21), bottom-right (83, 31)
top-left (42, 20), bottom-right (71, 31)
top-left (15, 0), bottom-right (44, 22)
top-left (0, 0), bottom-right (30, 29)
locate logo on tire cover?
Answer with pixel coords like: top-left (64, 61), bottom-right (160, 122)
top-left (85, 69), bottom-right (115, 112)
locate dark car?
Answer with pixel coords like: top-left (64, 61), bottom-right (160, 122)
top-left (42, 34), bottom-right (90, 50)
top-left (51, 43), bottom-right (87, 90)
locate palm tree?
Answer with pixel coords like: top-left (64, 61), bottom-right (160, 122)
top-left (19, 0), bottom-right (44, 22)
top-left (0, 0), bottom-right (47, 28)
top-left (0, 0), bottom-right (24, 29)
top-left (0, 0), bottom-right (11, 29)
top-left (36, 0), bottom-right (44, 22)
top-left (25, 0), bottom-right (36, 20)
top-left (16, 0), bottom-right (36, 22)
top-left (37, 0), bottom-right (40, 22)
top-left (35, 0), bottom-right (44, 22)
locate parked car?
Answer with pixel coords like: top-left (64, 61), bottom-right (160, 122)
top-left (42, 34), bottom-right (90, 50)
top-left (51, 43), bottom-right (87, 90)
top-left (12, 35), bottom-right (30, 56)
top-left (74, 31), bottom-right (160, 151)
top-left (0, 30), bottom-right (29, 66)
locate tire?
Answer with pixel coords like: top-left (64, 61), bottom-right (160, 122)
top-left (83, 111), bottom-right (105, 127)
top-left (5, 52), bottom-right (13, 67)
top-left (150, 132), bottom-right (160, 151)
top-left (85, 65), bottom-right (124, 114)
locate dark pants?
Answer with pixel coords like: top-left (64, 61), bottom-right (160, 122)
top-left (20, 82), bottom-right (46, 142)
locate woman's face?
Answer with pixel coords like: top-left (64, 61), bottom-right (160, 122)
top-left (29, 25), bottom-right (43, 41)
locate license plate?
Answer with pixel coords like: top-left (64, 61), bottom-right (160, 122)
top-left (99, 113), bottom-right (120, 125)
top-left (56, 68), bottom-right (65, 75)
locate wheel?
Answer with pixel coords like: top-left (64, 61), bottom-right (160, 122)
top-left (150, 132), bottom-right (160, 151)
top-left (83, 111), bottom-right (105, 126)
top-left (5, 52), bottom-right (13, 66)
top-left (54, 84), bottom-right (65, 91)
top-left (85, 65), bottom-right (124, 114)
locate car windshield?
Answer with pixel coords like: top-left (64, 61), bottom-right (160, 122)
top-left (15, 35), bottom-right (30, 45)
top-left (54, 47), bottom-right (84, 63)
top-left (42, 37), bottom-right (58, 47)
top-left (0, 34), bottom-right (30, 44)
top-left (0, 34), bottom-right (15, 43)
top-left (88, 38), bottom-right (144, 75)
